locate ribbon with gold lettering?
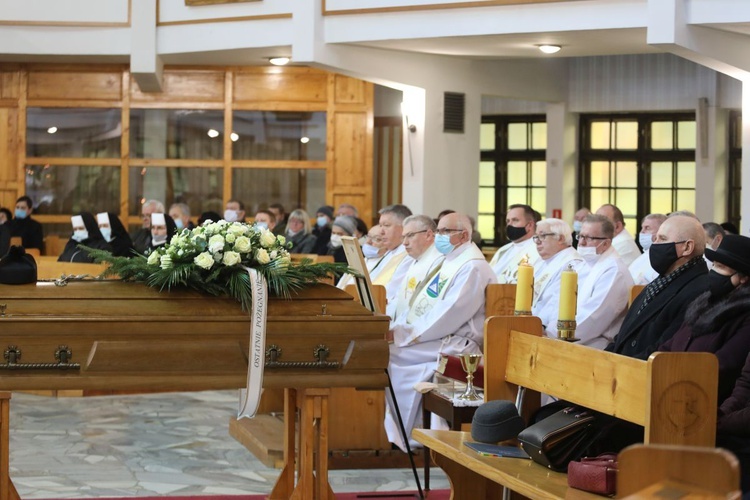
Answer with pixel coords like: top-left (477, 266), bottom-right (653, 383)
top-left (237, 267), bottom-right (267, 419)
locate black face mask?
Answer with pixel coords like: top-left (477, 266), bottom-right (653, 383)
top-left (506, 224), bottom-right (528, 242)
top-left (649, 242), bottom-right (679, 276)
top-left (708, 269), bottom-right (737, 298)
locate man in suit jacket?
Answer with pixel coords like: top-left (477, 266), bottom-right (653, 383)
top-left (606, 214), bottom-right (709, 360)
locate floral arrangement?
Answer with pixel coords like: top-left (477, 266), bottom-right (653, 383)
top-left (85, 219), bottom-right (348, 310)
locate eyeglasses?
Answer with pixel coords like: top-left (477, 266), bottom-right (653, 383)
top-left (576, 234), bottom-right (610, 243)
top-left (436, 228), bottom-right (464, 236)
top-left (403, 230), bottom-right (428, 240)
top-left (532, 233), bottom-right (557, 244)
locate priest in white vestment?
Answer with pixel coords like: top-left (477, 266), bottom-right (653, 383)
top-left (385, 213), bottom-right (497, 452)
top-left (530, 219), bottom-right (588, 332)
top-left (488, 204), bottom-right (540, 283)
top-left (385, 215), bottom-right (443, 320)
top-left (370, 204), bottom-right (412, 288)
top-left (596, 203), bottom-right (641, 267)
top-left (568, 214), bottom-right (634, 348)
top-left (629, 213), bottom-right (666, 285)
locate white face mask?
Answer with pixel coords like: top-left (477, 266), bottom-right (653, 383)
top-left (572, 220), bottom-right (583, 233)
top-left (287, 228), bottom-right (300, 238)
top-left (100, 227), bottom-right (112, 242)
top-left (224, 209), bottom-right (239, 222)
top-left (151, 233), bottom-right (168, 246)
top-left (256, 222), bottom-right (268, 230)
top-left (638, 233), bottom-right (654, 251)
top-left (330, 234), bottom-right (343, 248)
top-left (577, 245), bottom-right (600, 264)
top-left (362, 243), bottom-right (379, 259)
top-left (72, 229), bottom-right (88, 242)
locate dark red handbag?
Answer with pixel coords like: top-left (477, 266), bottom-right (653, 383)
top-left (567, 453), bottom-right (618, 496)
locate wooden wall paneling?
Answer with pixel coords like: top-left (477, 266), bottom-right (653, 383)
top-left (130, 69), bottom-right (225, 103)
top-left (27, 70), bottom-right (123, 102)
top-left (0, 71), bottom-right (20, 100)
top-left (0, 108), bottom-right (19, 208)
top-left (334, 75), bottom-right (367, 105)
top-left (16, 71), bottom-right (27, 206)
top-left (233, 68), bottom-right (327, 104)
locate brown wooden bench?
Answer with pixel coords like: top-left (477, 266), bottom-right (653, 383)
top-left (414, 315), bottom-right (720, 499)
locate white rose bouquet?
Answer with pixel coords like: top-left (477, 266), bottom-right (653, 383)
top-left (83, 219), bottom-right (348, 310)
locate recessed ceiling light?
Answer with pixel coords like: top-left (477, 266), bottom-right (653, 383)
top-left (269, 57), bottom-right (290, 66)
top-left (207, 129), bottom-right (220, 138)
top-left (47, 126), bottom-right (58, 134)
top-left (300, 136), bottom-right (310, 144)
top-left (230, 132), bottom-right (239, 142)
top-left (537, 44), bottom-right (562, 54)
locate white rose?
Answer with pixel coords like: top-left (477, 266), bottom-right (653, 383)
top-left (276, 235), bottom-right (286, 246)
top-left (147, 251), bottom-right (160, 266)
top-left (208, 234), bottom-right (225, 254)
top-left (223, 251), bottom-right (241, 266)
top-left (260, 229), bottom-right (276, 248)
top-left (225, 233), bottom-right (236, 244)
top-left (194, 252), bottom-right (214, 270)
top-left (160, 254), bottom-right (173, 269)
top-left (228, 223), bottom-right (247, 235)
top-left (256, 248), bottom-right (270, 265)
top-left (270, 250), bottom-right (278, 260)
top-left (234, 235), bottom-right (252, 253)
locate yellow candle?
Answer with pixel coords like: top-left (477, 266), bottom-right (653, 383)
top-left (514, 263), bottom-right (534, 313)
top-left (558, 268), bottom-right (578, 321)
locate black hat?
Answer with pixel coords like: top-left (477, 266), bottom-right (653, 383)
top-left (471, 400), bottom-right (526, 444)
top-left (705, 234), bottom-right (750, 275)
top-left (0, 246), bottom-right (37, 285)
top-left (316, 206), bottom-right (334, 220)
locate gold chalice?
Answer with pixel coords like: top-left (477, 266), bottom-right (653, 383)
top-left (457, 353), bottom-right (483, 401)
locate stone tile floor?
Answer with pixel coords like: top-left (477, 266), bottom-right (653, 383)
top-left (8, 390), bottom-right (447, 498)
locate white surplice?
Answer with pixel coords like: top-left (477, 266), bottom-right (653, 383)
top-left (336, 254), bottom-right (385, 289)
top-left (370, 244), bottom-right (408, 287)
top-left (385, 245), bottom-right (444, 323)
top-left (612, 229), bottom-right (641, 267)
top-left (384, 242), bottom-right (496, 451)
top-left (531, 247), bottom-right (588, 333)
top-left (488, 237), bottom-right (540, 284)
top-left (628, 249), bottom-right (658, 285)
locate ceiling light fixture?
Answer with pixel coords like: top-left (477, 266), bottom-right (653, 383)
top-left (300, 136), bottom-right (310, 144)
top-left (207, 129), bottom-right (220, 138)
top-left (269, 57), bottom-right (290, 66)
top-left (230, 132), bottom-right (239, 142)
top-left (537, 44), bottom-right (562, 54)
top-left (47, 126), bottom-right (58, 134)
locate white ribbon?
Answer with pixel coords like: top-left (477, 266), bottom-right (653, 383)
top-left (237, 267), bottom-right (268, 419)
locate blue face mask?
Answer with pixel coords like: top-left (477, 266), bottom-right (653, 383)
top-left (15, 208), bottom-right (27, 219)
top-left (362, 243), bottom-right (379, 259)
top-left (72, 229), bottom-right (88, 243)
top-left (256, 222), bottom-right (268, 230)
top-left (435, 234), bottom-right (455, 255)
top-left (174, 218), bottom-right (184, 230)
top-left (100, 227), bottom-right (112, 242)
top-left (316, 216), bottom-right (328, 228)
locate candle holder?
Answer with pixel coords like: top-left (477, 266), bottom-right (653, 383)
top-left (457, 353), bottom-right (483, 401)
top-left (514, 309), bottom-right (532, 316)
top-left (557, 319), bottom-right (580, 342)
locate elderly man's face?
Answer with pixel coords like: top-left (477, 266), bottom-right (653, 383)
top-left (534, 227), bottom-right (568, 260)
top-left (402, 221), bottom-right (434, 259)
top-left (141, 204), bottom-right (156, 229)
top-left (379, 213), bottom-right (404, 251)
top-left (366, 225), bottom-right (384, 249)
top-left (169, 207), bottom-right (188, 227)
top-left (578, 221), bottom-right (611, 255)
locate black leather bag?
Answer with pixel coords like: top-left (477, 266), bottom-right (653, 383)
top-left (517, 406), bottom-right (600, 472)
top-left (0, 245), bottom-right (38, 284)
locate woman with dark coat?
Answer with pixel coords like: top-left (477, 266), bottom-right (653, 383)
top-left (97, 212), bottom-right (135, 257)
top-left (659, 234), bottom-right (750, 405)
top-left (285, 209), bottom-right (317, 254)
top-left (58, 212), bottom-right (113, 263)
top-left (718, 351), bottom-right (750, 497)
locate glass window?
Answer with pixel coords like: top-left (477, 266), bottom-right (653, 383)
top-left (615, 121), bottom-right (638, 149)
top-left (478, 187), bottom-right (494, 213)
top-left (26, 108), bottom-right (121, 158)
top-left (677, 121), bottom-right (696, 150)
top-left (232, 168), bottom-right (326, 217)
top-left (479, 161), bottom-right (495, 186)
top-left (590, 121), bottom-right (610, 149)
top-left (480, 123), bottom-right (495, 151)
top-left (232, 111), bottom-right (326, 161)
top-left (130, 109), bottom-right (225, 159)
top-left (25, 165), bottom-right (120, 215)
top-left (507, 123), bottom-right (527, 150)
top-left (531, 123), bottom-right (547, 150)
top-left (128, 166), bottom-right (224, 217)
top-left (651, 122), bottom-right (673, 150)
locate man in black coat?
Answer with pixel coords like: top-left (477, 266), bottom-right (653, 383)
top-left (10, 196), bottom-right (44, 251)
top-left (607, 214), bottom-right (709, 360)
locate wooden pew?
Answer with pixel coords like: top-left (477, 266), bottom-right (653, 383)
top-left (414, 316), bottom-right (719, 499)
top-left (618, 444), bottom-right (741, 498)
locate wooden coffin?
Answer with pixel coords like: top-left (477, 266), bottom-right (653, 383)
top-left (0, 281), bottom-right (389, 392)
